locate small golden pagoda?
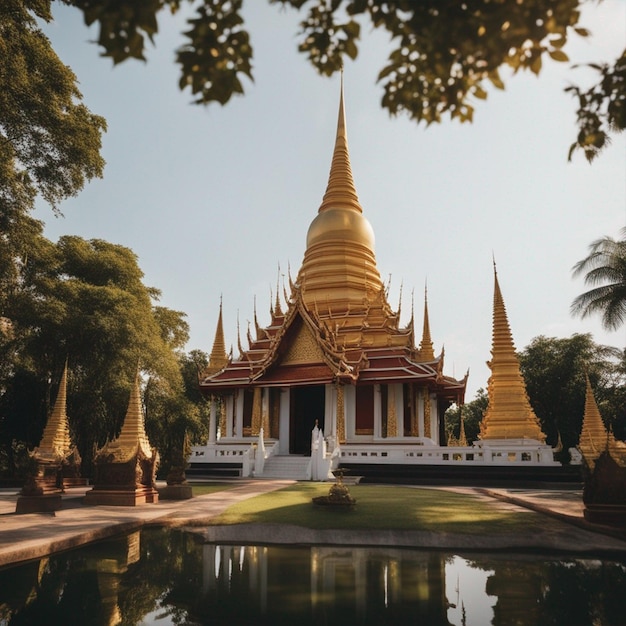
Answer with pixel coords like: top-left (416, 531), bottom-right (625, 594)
top-left (85, 371), bottom-right (159, 506)
top-left (579, 374), bottom-right (626, 524)
top-left (578, 374), bottom-right (611, 469)
top-left (479, 265), bottom-right (546, 442)
top-left (194, 76), bottom-right (466, 475)
top-left (16, 361), bottom-right (78, 513)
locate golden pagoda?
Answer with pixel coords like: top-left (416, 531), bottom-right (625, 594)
top-left (579, 374), bottom-right (626, 469)
top-left (479, 265), bottom-right (546, 442)
top-left (35, 360), bottom-right (72, 464)
top-left (85, 370), bottom-right (159, 506)
top-left (16, 361), bottom-right (78, 513)
top-left (580, 374), bottom-right (626, 524)
top-left (194, 77), bottom-right (466, 476)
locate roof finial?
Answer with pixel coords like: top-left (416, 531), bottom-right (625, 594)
top-left (418, 279), bottom-right (435, 361)
top-left (317, 70), bottom-right (362, 214)
top-left (274, 264), bottom-right (283, 317)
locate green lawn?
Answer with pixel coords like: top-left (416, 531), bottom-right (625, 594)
top-left (208, 483), bottom-right (555, 534)
top-left (190, 483), bottom-right (237, 497)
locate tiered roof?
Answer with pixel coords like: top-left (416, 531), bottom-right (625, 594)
top-left (200, 79), bottom-right (466, 402)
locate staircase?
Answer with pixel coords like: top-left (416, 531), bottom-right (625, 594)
top-left (259, 455), bottom-right (311, 480)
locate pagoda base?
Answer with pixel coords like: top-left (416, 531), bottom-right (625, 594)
top-left (158, 484), bottom-right (193, 500)
top-left (84, 486), bottom-right (159, 507)
top-left (15, 493), bottom-right (62, 514)
top-left (584, 504), bottom-right (626, 526)
top-left (475, 439), bottom-right (558, 465)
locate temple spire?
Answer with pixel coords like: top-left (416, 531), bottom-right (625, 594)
top-left (274, 266), bottom-right (283, 317)
top-left (207, 296), bottom-right (228, 374)
top-left (579, 374), bottom-right (626, 468)
top-left (418, 283), bottom-right (435, 361)
top-left (114, 369), bottom-right (153, 459)
top-left (37, 360), bottom-right (72, 460)
top-left (479, 264), bottom-right (545, 441)
top-left (578, 374), bottom-right (609, 468)
top-left (317, 70), bottom-right (362, 214)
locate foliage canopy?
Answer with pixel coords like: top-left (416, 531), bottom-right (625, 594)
top-left (0, 2), bottom-right (106, 215)
top-left (60, 0), bottom-right (625, 161)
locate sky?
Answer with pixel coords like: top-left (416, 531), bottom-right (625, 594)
top-left (36, 2), bottom-right (626, 399)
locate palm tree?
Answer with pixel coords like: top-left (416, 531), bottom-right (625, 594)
top-left (571, 228), bottom-right (626, 331)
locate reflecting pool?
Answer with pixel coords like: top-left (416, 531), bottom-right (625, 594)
top-left (1, 528), bottom-right (625, 625)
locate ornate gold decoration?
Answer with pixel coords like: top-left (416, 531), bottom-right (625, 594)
top-left (97, 370), bottom-right (155, 462)
top-left (261, 389), bottom-right (270, 436)
top-left (479, 267), bottom-right (545, 441)
top-left (251, 387), bottom-right (262, 435)
top-left (417, 285), bottom-right (435, 361)
top-left (423, 387), bottom-right (431, 439)
top-left (35, 360), bottom-right (72, 462)
top-left (219, 398), bottom-right (227, 438)
top-left (386, 385), bottom-right (397, 437)
top-left (579, 374), bottom-right (626, 468)
top-left (336, 384), bottom-right (346, 444)
top-left (203, 297), bottom-right (229, 377)
top-left (281, 322), bottom-right (326, 364)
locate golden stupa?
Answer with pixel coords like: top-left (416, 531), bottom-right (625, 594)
top-left (86, 370), bottom-right (159, 505)
top-left (579, 374), bottom-right (626, 469)
top-left (479, 266), bottom-right (545, 441)
top-left (34, 360), bottom-right (72, 463)
top-left (16, 361), bottom-right (78, 512)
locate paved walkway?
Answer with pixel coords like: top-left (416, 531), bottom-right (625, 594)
top-left (0, 480), bottom-right (294, 568)
top-left (1, 481), bottom-right (625, 569)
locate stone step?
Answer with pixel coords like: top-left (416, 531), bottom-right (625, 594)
top-left (260, 455), bottom-right (311, 480)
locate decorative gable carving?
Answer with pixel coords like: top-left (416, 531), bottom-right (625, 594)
top-left (280, 322), bottom-right (326, 365)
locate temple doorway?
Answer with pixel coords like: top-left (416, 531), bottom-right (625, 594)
top-left (289, 386), bottom-right (325, 454)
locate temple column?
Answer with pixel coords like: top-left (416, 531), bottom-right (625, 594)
top-left (336, 384), bottom-right (346, 444)
top-left (387, 384), bottom-right (398, 438)
top-left (429, 394), bottom-right (438, 444)
top-left (261, 388), bottom-right (270, 436)
top-left (373, 385), bottom-right (382, 438)
top-left (423, 389), bottom-right (432, 439)
top-left (225, 395), bottom-right (234, 438)
top-left (344, 385), bottom-right (355, 440)
top-left (410, 385), bottom-right (419, 437)
top-left (417, 388), bottom-right (425, 438)
top-left (251, 387), bottom-right (262, 435)
top-left (235, 391), bottom-right (244, 438)
top-left (208, 396), bottom-right (217, 444)
top-left (279, 388), bottom-right (290, 454)
top-left (325, 384), bottom-right (337, 449)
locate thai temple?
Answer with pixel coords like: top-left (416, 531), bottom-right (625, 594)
top-left (190, 79), bottom-right (556, 479)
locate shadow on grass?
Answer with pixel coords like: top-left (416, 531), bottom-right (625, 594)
top-left (209, 483), bottom-right (553, 534)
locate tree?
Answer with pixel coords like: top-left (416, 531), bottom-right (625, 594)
top-left (519, 334), bottom-right (623, 453)
top-left (571, 228), bottom-right (626, 331)
top-left (445, 388), bottom-right (488, 445)
top-left (0, 2), bottom-right (106, 216)
top-left (58, 0), bottom-right (624, 161)
top-left (144, 351), bottom-right (211, 479)
top-left (0, 235), bottom-right (190, 475)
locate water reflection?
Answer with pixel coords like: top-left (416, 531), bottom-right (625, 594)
top-left (0, 528), bottom-right (625, 625)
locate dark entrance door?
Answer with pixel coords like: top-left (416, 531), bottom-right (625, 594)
top-left (290, 386), bottom-right (325, 454)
